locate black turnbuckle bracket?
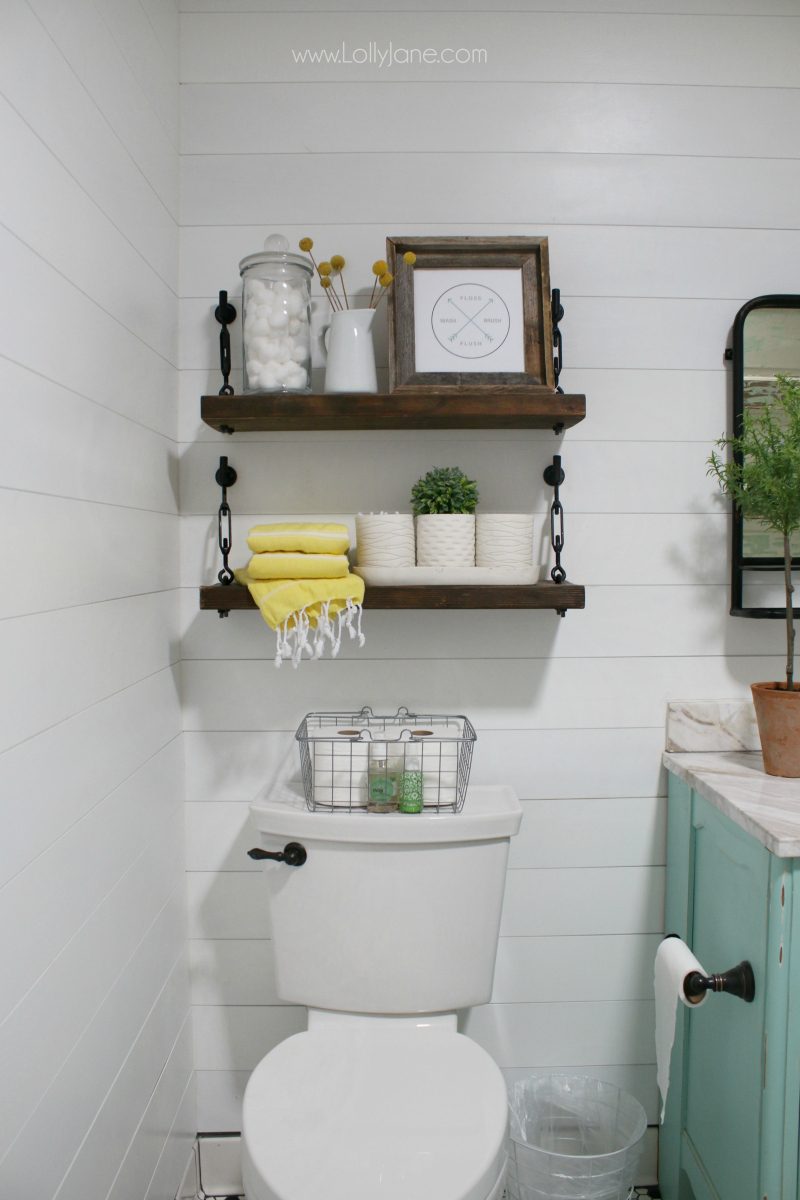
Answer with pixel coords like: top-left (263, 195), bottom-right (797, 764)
top-left (684, 960), bottom-right (755, 1004)
top-left (544, 454), bottom-right (567, 595)
top-left (215, 289), bottom-right (237, 396)
top-left (215, 456), bottom-right (237, 610)
top-left (248, 842), bottom-right (307, 867)
top-left (552, 288), bottom-right (565, 394)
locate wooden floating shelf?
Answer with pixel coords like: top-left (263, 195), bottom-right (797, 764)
top-left (200, 582), bottom-right (585, 612)
top-left (201, 389), bottom-right (585, 434)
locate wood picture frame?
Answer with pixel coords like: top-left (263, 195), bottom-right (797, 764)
top-left (386, 236), bottom-right (555, 393)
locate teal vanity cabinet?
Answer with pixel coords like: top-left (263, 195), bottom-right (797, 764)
top-left (661, 753), bottom-right (800, 1200)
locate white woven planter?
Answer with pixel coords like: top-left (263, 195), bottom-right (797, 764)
top-left (355, 513), bottom-right (415, 567)
top-left (476, 514), bottom-right (536, 568)
top-left (415, 514), bottom-right (476, 567)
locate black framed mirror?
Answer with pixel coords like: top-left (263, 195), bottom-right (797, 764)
top-left (730, 294), bottom-right (800, 618)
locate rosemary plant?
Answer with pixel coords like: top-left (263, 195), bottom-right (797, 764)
top-left (708, 374), bottom-right (800, 689)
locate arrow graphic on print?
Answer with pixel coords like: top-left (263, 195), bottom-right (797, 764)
top-left (447, 297), bottom-right (494, 342)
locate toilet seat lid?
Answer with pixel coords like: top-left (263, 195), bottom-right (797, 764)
top-left (242, 1028), bottom-right (508, 1200)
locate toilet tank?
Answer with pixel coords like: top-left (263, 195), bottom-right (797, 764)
top-left (249, 785), bottom-right (522, 1014)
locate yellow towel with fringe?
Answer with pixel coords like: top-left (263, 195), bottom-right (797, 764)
top-left (234, 568), bottom-right (365, 668)
top-left (247, 522), bottom-right (350, 555)
top-left (247, 552), bottom-right (350, 580)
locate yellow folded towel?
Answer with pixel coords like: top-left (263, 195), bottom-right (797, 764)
top-left (247, 552), bottom-right (350, 580)
top-left (234, 568), bottom-right (365, 668)
top-left (247, 522), bottom-right (350, 556)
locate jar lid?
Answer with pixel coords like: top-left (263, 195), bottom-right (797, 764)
top-left (240, 233), bottom-right (314, 276)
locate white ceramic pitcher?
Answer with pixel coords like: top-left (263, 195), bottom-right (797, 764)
top-left (323, 308), bottom-right (378, 394)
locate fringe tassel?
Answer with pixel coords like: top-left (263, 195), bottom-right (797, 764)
top-left (272, 601), bottom-right (366, 669)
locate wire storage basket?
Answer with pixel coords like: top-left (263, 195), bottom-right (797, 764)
top-left (296, 707), bottom-right (477, 813)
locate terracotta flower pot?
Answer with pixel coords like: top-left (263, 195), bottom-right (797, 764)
top-left (751, 682), bottom-right (800, 777)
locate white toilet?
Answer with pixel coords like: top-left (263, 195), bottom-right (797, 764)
top-left (242, 783), bottom-right (522, 1200)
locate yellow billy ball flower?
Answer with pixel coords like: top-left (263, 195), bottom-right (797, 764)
top-left (299, 237), bottom-right (313, 251)
top-left (379, 272), bottom-right (394, 287)
top-left (372, 260), bottom-right (388, 276)
top-left (318, 261), bottom-right (332, 276)
top-left (403, 252), bottom-right (417, 265)
top-left (330, 255), bottom-right (345, 270)
top-left (320, 276), bottom-right (332, 289)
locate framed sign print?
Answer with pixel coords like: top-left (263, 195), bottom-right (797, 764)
top-left (387, 236), bottom-right (555, 393)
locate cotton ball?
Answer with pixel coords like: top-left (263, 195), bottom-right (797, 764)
top-left (259, 364), bottom-right (279, 390)
top-left (285, 291), bottom-right (303, 317)
top-left (288, 366), bottom-right (308, 389)
top-left (252, 319), bottom-right (271, 338)
top-left (257, 289), bottom-right (277, 308)
top-left (262, 339), bottom-right (280, 360)
top-left (251, 336), bottom-right (275, 360)
top-left (256, 302), bottom-right (277, 321)
top-left (268, 309), bottom-right (289, 331)
top-left (290, 342), bottom-right (307, 363)
top-left (274, 361), bottom-right (291, 382)
top-left (274, 341), bottom-right (291, 364)
top-left (247, 278), bottom-right (266, 295)
top-left (246, 359), bottom-right (263, 379)
top-left (288, 317), bottom-right (301, 336)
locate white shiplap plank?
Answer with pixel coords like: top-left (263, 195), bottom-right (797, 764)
top-left (184, 727), bottom-right (668, 803)
top-left (181, 80), bottom-right (800, 159)
top-left (493, 934), bottom-right (662, 1002)
top-left (24, 0), bottom-right (179, 219)
top-left (0, 92), bottom-right (177, 346)
top-left (181, 581), bottom-right (785, 663)
top-left (178, 434), bottom-right (724, 516)
top-left (0, 0), bottom-right (178, 268)
top-left (180, 151), bottom-right (800, 230)
top-left (180, 291), bottom-right (740, 374)
top-left (0, 358), bottom-right (178, 512)
top-left (0, 830), bottom-right (185, 1165)
top-left (0, 229), bottom-right (177, 440)
top-left (105, 1015), bottom-right (194, 1200)
top-left (143, 1070), bottom-right (197, 1200)
top-left (460, 999), bottom-right (654, 1068)
top-left (501, 867), bottom-right (665, 936)
top-left (178, 221), bottom-right (800, 303)
top-left (184, 795), bottom-right (665, 872)
top-left (178, 0), bottom-right (800, 14)
top-left (52, 952), bottom-right (190, 1200)
top-left (179, 654), bottom-right (775, 734)
top-left (192, 1003), bottom-right (306, 1070)
top-left (187, 871), bottom-right (272, 939)
top-left (2, 493), bottom-right (178, 620)
top-left (0, 738), bottom-right (183, 1025)
top-left (0, 668), bottom-right (181, 889)
top-left (510, 798), bottom-right (665, 868)
top-left (0, 590), bottom-right (180, 754)
top-left (190, 938), bottom-right (279, 1006)
top-left (180, 12), bottom-right (800, 87)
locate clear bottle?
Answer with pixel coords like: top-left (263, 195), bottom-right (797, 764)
top-left (368, 746), bottom-right (399, 812)
top-left (398, 753), bottom-right (424, 813)
top-left (239, 233), bottom-right (313, 394)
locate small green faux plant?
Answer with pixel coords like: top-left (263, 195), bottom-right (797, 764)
top-left (707, 374), bottom-right (800, 689)
top-left (411, 466), bottom-right (479, 516)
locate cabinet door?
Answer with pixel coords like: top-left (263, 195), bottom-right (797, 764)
top-left (684, 794), bottom-right (769, 1200)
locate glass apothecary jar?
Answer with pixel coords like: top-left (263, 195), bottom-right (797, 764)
top-left (240, 233), bottom-right (313, 393)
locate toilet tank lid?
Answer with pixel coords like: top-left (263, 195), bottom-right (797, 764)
top-left (243, 1028), bottom-right (508, 1200)
top-left (250, 784), bottom-right (522, 843)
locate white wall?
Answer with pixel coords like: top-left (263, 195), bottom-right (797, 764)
top-left (178, 0), bottom-right (798, 1149)
top-left (0, 3), bottom-right (193, 1197)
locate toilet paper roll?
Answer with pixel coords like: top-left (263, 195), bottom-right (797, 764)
top-left (655, 936), bottom-right (708, 1122)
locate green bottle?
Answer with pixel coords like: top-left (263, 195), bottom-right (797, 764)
top-left (399, 754), bottom-right (424, 813)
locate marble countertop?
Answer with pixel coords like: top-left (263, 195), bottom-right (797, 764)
top-left (663, 751), bottom-right (800, 857)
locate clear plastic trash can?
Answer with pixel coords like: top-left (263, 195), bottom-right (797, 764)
top-left (507, 1075), bottom-right (647, 1200)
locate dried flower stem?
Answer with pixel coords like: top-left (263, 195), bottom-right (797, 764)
top-left (338, 272), bottom-right (349, 310)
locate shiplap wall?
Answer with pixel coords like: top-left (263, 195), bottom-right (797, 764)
top-left (178, 0), bottom-right (799, 1158)
top-left (0, 3), bottom-right (193, 1198)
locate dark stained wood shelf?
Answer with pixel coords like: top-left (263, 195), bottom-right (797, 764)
top-left (201, 389), bottom-right (585, 433)
top-left (200, 582), bottom-right (585, 613)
